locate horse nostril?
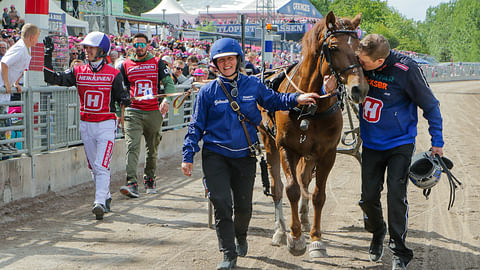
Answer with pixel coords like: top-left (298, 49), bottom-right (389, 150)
top-left (351, 86), bottom-right (360, 100)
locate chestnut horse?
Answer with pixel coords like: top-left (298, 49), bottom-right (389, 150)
top-left (259, 11), bottom-right (368, 257)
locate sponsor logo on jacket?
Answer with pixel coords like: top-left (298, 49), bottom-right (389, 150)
top-left (77, 73), bottom-right (114, 82)
top-left (127, 64), bottom-right (157, 73)
top-left (367, 79), bottom-right (388, 90)
top-left (362, 96), bottom-right (383, 123)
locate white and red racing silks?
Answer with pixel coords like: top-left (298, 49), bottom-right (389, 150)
top-left (74, 64), bottom-right (120, 122)
top-left (123, 57), bottom-right (162, 111)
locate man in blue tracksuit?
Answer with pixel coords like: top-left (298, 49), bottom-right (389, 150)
top-left (356, 34), bottom-right (444, 270)
top-left (181, 38), bottom-right (320, 270)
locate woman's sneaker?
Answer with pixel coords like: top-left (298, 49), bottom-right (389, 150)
top-left (120, 182), bottom-right (139, 198)
top-left (144, 176), bottom-right (157, 194)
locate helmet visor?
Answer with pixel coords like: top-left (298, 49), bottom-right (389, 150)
top-left (212, 52), bottom-right (239, 60)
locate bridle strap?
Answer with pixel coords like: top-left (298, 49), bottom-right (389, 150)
top-left (338, 63), bottom-right (361, 75)
top-left (321, 28), bottom-right (360, 84)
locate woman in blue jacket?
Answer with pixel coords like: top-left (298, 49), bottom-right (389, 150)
top-left (181, 38), bottom-right (319, 270)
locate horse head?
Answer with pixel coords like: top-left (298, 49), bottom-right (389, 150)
top-left (302, 11), bottom-right (369, 104)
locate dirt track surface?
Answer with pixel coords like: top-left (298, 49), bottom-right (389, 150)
top-left (0, 81), bottom-right (479, 270)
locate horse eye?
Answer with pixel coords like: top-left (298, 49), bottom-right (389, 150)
top-left (329, 45), bottom-right (339, 51)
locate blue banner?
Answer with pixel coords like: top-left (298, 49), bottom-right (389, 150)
top-left (215, 24), bottom-right (257, 36)
top-left (277, 0), bottom-right (322, 18)
top-left (215, 23), bottom-right (308, 35)
top-left (277, 23), bottom-right (306, 34)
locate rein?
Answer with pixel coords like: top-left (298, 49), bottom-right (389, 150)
top-left (132, 89), bottom-right (199, 109)
top-left (282, 66), bottom-right (338, 99)
top-left (279, 22), bottom-right (361, 101)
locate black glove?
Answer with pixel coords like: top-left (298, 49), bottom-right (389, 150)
top-left (43, 36), bottom-right (54, 56)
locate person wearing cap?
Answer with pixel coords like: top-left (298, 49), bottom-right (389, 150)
top-left (181, 38), bottom-right (321, 270)
top-left (161, 55), bottom-right (173, 68)
top-left (192, 68), bottom-right (205, 82)
top-left (0, 24), bottom-right (39, 155)
top-left (8, 5), bottom-right (19, 29)
top-left (43, 31), bottom-right (131, 220)
top-left (118, 32), bottom-right (176, 198)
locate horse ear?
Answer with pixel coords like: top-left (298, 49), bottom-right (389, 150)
top-left (325, 11), bottom-right (336, 30)
top-left (352, 13), bottom-right (362, 29)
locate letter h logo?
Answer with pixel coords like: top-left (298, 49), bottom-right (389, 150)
top-left (362, 97), bottom-right (383, 123)
top-left (84, 90), bottom-right (104, 111)
top-left (135, 80), bottom-right (153, 96)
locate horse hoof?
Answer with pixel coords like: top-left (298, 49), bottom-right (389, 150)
top-left (272, 230), bottom-right (287, 246)
top-left (309, 241), bottom-right (328, 258)
top-left (287, 233), bottom-right (307, 256)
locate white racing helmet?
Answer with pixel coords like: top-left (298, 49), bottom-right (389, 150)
top-left (409, 151), bottom-right (442, 189)
top-left (80, 31), bottom-right (111, 58)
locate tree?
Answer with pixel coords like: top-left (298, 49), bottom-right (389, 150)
top-left (310, 0), bottom-right (334, 17)
top-left (328, 0), bottom-right (424, 52)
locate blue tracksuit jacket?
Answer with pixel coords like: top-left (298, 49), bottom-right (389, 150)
top-left (182, 73), bottom-right (299, 163)
top-left (359, 50), bottom-right (444, 150)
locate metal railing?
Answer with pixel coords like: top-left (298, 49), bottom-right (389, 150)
top-left (1, 63), bottom-right (479, 160)
top-left (0, 85), bottom-right (196, 160)
top-left (421, 63), bottom-right (480, 82)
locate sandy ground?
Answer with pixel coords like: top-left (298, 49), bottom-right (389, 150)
top-left (0, 80), bottom-right (479, 270)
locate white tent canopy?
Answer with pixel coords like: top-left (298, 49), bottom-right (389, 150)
top-left (141, 0), bottom-right (197, 27)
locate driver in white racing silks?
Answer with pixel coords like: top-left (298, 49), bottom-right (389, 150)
top-left (43, 31), bottom-right (131, 220)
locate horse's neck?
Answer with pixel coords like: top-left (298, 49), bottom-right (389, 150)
top-left (297, 58), bottom-right (324, 94)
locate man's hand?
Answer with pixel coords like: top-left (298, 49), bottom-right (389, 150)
top-left (182, 162), bottom-right (193, 177)
top-left (296, 93), bottom-right (321, 105)
top-left (431, 146), bottom-right (443, 157)
top-left (160, 100), bottom-right (169, 117)
top-left (117, 116), bottom-right (124, 131)
top-left (14, 83), bottom-right (22, 93)
top-left (5, 85), bottom-right (11, 94)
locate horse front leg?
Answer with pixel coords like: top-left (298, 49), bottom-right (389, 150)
top-left (280, 147), bottom-right (306, 256)
top-left (261, 129), bottom-right (287, 246)
top-left (308, 150), bottom-right (336, 258)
